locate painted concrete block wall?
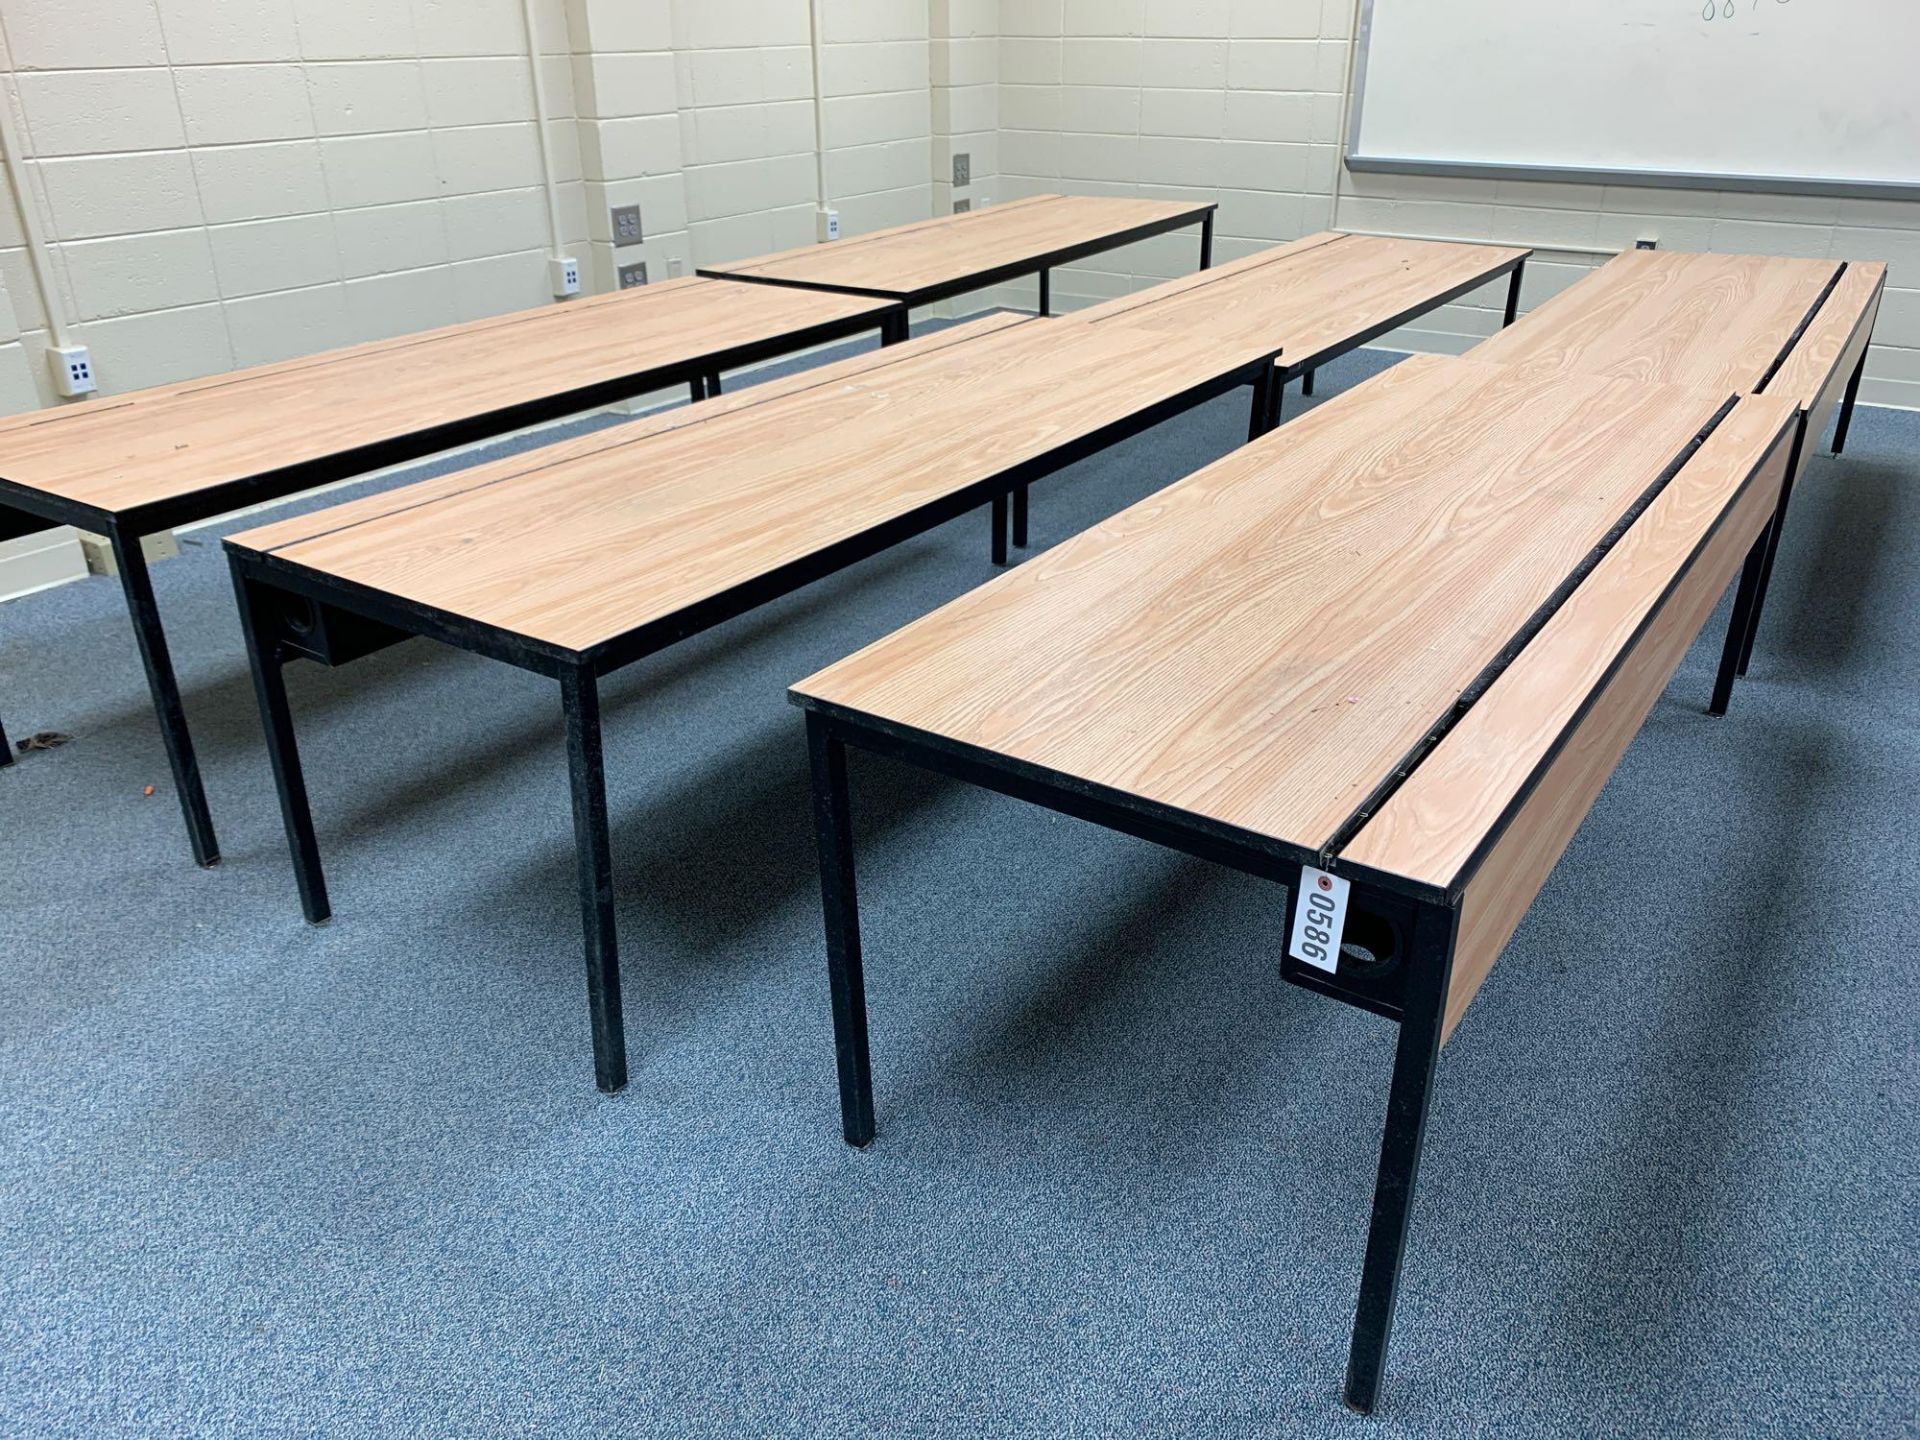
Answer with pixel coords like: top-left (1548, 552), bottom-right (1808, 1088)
top-left (3, 0), bottom-right (1914, 424)
top-left (932, 0), bottom-right (998, 223)
top-left (0, 242), bottom-right (37, 413)
top-left (570, 0), bottom-right (685, 294)
top-left (0, 0), bottom-right (974, 424)
top-left (670, 0), bottom-right (813, 267)
top-left (817, 0), bottom-right (934, 234)
top-left (0, 0), bottom-right (590, 406)
top-left (996, 0), bottom-right (1920, 410)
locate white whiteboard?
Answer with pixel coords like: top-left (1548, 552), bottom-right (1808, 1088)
top-left (1347, 0), bottom-right (1920, 197)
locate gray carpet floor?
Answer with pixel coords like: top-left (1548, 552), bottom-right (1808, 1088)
top-left (1, 327), bottom-right (1915, 1438)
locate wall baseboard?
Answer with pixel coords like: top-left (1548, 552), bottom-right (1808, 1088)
top-left (0, 526), bottom-right (90, 603)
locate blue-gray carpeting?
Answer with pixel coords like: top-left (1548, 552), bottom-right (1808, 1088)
top-left (1, 327), bottom-right (1915, 1438)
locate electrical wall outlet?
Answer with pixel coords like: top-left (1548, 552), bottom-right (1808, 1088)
top-left (49, 344), bottom-right (95, 398)
top-left (666, 257), bottom-right (684, 278)
top-left (816, 207), bottom-right (839, 242)
top-left (548, 256), bottom-right (580, 297)
top-left (617, 262), bottom-right (648, 289)
top-left (951, 152), bottom-right (970, 187)
top-left (953, 199), bottom-right (971, 214)
top-left (1636, 237), bottom-right (1659, 250)
top-left (611, 204), bottom-right (643, 245)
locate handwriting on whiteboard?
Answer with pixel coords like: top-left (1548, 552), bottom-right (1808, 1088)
top-left (1701, 0), bottom-right (1791, 19)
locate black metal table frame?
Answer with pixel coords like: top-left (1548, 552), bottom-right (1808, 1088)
top-left (791, 390), bottom-right (1792, 1416)
top-left (0, 303), bottom-right (905, 866)
top-left (1707, 259), bottom-right (1879, 716)
top-left (796, 697), bottom-right (1471, 1418)
top-left (226, 343), bottom-right (1281, 1097)
top-left (700, 204), bottom-right (1220, 556)
top-left (1715, 262), bottom-right (1879, 706)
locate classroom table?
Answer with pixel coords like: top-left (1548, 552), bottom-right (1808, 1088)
top-left (701, 195), bottom-right (1215, 547)
top-left (224, 234), bottom-right (1528, 1095)
top-left (699, 193), bottom-right (1217, 316)
top-left (702, 195), bottom-right (1213, 552)
top-left (1470, 248), bottom-right (1886, 712)
top-left (789, 353), bottom-right (1800, 1415)
top-left (0, 278), bottom-right (898, 864)
top-left (1019, 230), bottom-right (1527, 550)
top-left (706, 204), bottom-right (1525, 552)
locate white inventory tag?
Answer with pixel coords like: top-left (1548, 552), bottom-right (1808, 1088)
top-left (1288, 866), bottom-right (1350, 975)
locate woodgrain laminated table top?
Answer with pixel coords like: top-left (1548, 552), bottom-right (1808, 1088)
top-left (0, 277), bottom-right (892, 522)
top-left (697, 193), bottom-right (1214, 301)
top-left (1470, 248), bottom-right (1883, 407)
top-left (229, 236), bottom-right (1528, 658)
top-left (793, 354), bottom-right (1799, 886)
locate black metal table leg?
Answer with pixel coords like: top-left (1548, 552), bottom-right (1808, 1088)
top-left (1733, 495), bottom-right (1794, 681)
top-left (1503, 260), bottom-right (1526, 328)
top-left (706, 370), bottom-right (724, 396)
top-left (231, 567), bottom-right (331, 921)
top-left (991, 493), bottom-right (1008, 566)
top-left (1831, 342), bottom-right (1868, 455)
top-left (807, 713), bottom-right (874, 1147)
top-left (1732, 419), bottom-right (1809, 679)
top-left (1302, 368), bottom-right (1315, 397)
top-left (1707, 525), bottom-right (1773, 717)
top-left (111, 526), bottom-right (218, 867)
top-left (560, 664), bottom-right (628, 1095)
top-left (1011, 275), bottom-right (1048, 545)
top-left (881, 311), bottom-right (908, 346)
top-left (687, 376), bottom-right (705, 404)
top-left (1199, 210), bottom-right (1214, 270)
top-left (1343, 903), bottom-right (1459, 1416)
top-left (1249, 364), bottom-right (1278, 443)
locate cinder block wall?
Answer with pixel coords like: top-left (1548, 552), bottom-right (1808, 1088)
top-left (0, 0), bottom-right (589, 401)
top-left (996, 0), bottom-right (1918, 410)
top-left (0, 0), bottom-right (958, 415)
top-left (1, 0), bottom-right (1913, 424)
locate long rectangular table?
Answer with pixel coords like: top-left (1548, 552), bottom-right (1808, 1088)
top-left (709, 209), bottom-right (1527, 554)
top-left (698, 193), bottom-right (1216, 315)
top-left (789, 352), bottom-right (1801, 1415)
top-left (700, 194), bottom-right (1220, 548)
top-left (224, 234), bottom-right (1529, 1095)
top-left (1471, 248), bottom-right (1886, 712)
top-left (1020, 230), bottom-right (1527, 550)
top-left (0, 278), bottom-right (898, 863)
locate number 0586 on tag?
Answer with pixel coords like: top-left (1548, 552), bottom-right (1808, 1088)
top-left (1288, 866), bottom-right (1349, 975)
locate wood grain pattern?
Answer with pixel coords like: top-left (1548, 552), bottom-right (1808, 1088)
top-left (699, 194), bottom-right (1211, 296)
top-left (1342, 391), bottom-right (1799, 895)
top-left (233, 240), bottom-right (1532, 658)
top-left (1387, 400), bottom-right (1798, 1041)
top-left (1768, 261), bottom-right (1886, 441)
top-left (1080, 233), bottom-right (1529, 361)
top-left (232, 313), bottom-right (1035, 554)
top-left (1472, 249), bottom-right (1839, 396)
top-left (0, 277), bottom-right (891, 516)
top-left (795, 355), bottom-right (1730, 853)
